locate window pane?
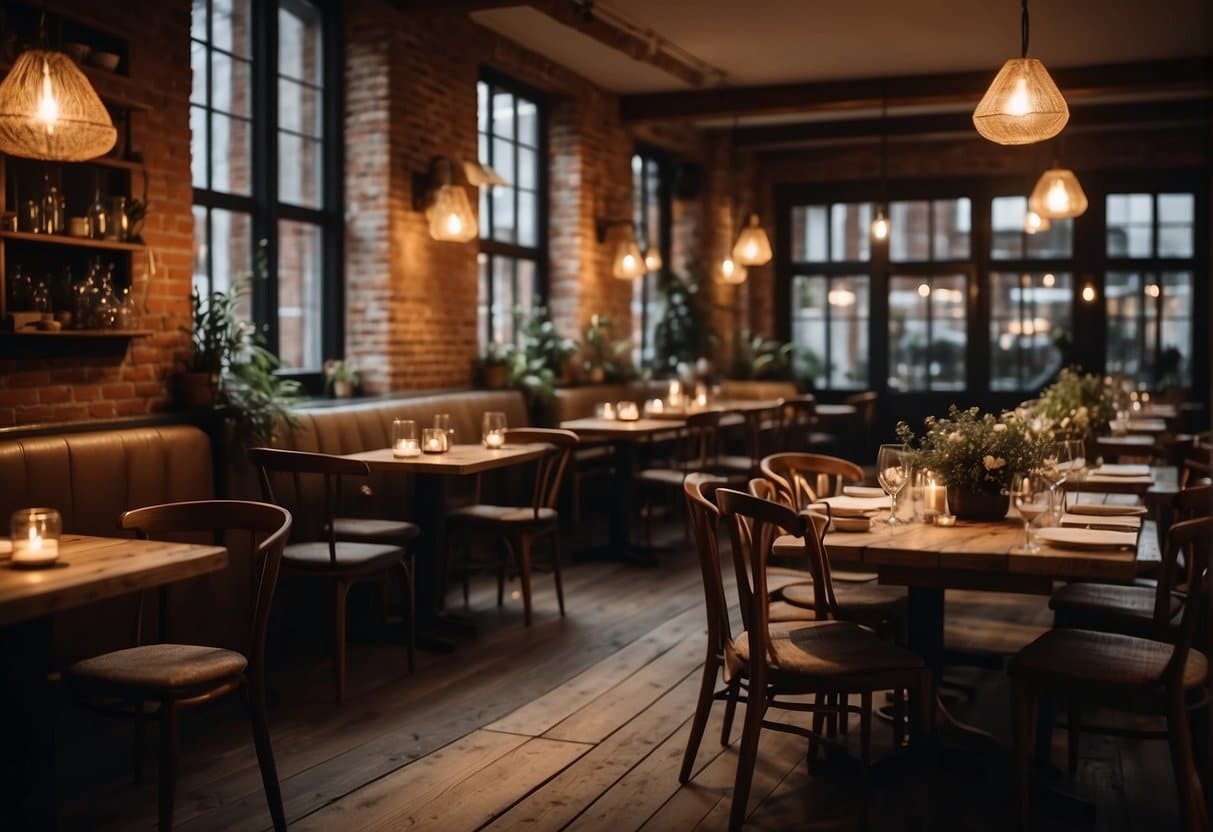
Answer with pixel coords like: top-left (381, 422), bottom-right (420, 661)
top-left (491, 185), bottom-right (516, 243)
top-left (478, 253), bottom-right (490, 354)
top-left (1158, 194), bottom-right (1194, 257)
top-left (830, 203), bottom-right (872, 262)
top-left (517, 99), bottom-right (538, 147)
top-left (492, 91), bottom-right (514, 140)
top-left (888, 275), bottom-right (966, 391)
top-left (791, 276), bottom-right (828, 389)
top-left (190, 105), bottom-right (208, 188)
top-left (278, 133), bottom-right (323, 208)
top-left (889, 200), bottom-right (929, 262)
top-left (192, 0), bottom-right (209, 44)
top-left (1106, 193), bottom-right (1153, 257)
top-left (991, 196), bottom-right (1025, 259)
top-left (516, 260), bottom-right (536, 319)
top-left (517, 190), bottom-right (537, 247)
top-left (790, 205), bottom-right (828, 262)
top-left (191, 40), bottom-right (207, 106)
top-left (208, 208), bottom-right (252, 306)
top-left (492, 257), bottom-right (514, 344)
top-left (192, 205), bottom-right (210, 298)
top-left (277, 220), bottom-right (324, 371)
top-left (1026, 217), bottom-right (1073, 258)
top-left (516, 146), bottom-right (537, 192)
top-left (933, 198), bottom-right (971, 260)
top-left (930, 276), bottom-right (967, 391)
top-left (278, 78), bottom-right (322, 137)
top-left (1160, 271), bottom-right (1193, 386)
top-left (791, 274), bottom-right (869, 389)
top-left (278, 2), bottom-right (323, 86)
top-left (1105, 271), bottom-right (1143, 380)
top-left (210, 113), bottom-right (252, 196)
top-left (989, 271), bottom-right (1071, 391)
top-left (210, 51), bottom-right (252, 117)
top-left (211, 0), bottom-right (252, 59)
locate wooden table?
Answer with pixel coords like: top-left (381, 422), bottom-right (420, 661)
top-left (0, 534), bottom-right (227, 831)
top-left (814, 403), bottom-right (858, 419)
top-left (1126, 417), bottom-right (1169, 434)
top-left (344, 444), bottom-right (549, 636)
top-left (560, 418), bottom-right (687, 563)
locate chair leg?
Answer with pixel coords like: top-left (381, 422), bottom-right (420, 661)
top-left (809, 691), bottom-right (825, 761)
top-left (681, 654), bottom-right (720, 783)
top-left (721, 678), bottom-right (740, 747)
top-left (133, 704), bottom-right (147, 783)
top-left (334, 579), bottom-right (350, 703)
top-left (1167, 684), bottom-right (1209, 832)
top-left (398, 557), bottom-right (415, 674)
top-left (157, 699), bottom-right (178, 832)
top-left (515, 534), bottom-right (534, 626)
top-left (893, 687), bottom-right (907, 748)
top-left (1010, 679), bottom-right (1034, 832)
top-left (1067, 701), bottom-right (1081, 775)
top-left (730, 687), bottom-right (766, 831)
top-left (247, 680), bottom-right (287, 832)
top-left (859, 691), bottom-right (872, 766)
top-left (550, 533), bottom-right (565, 617)
top-left (497, 537), bottom-right (511, 609)
top-left (840, 692), bottom-right (850, 735)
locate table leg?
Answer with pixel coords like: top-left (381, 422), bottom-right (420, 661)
top-left (0, 616), bottom-right (57, 831)
top-left (412, 473), bottom-right (475, 650)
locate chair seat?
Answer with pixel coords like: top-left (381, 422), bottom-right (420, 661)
top-left (1049, 582), bottom-right (1182, 635)
top-left (782, 581), bottom-right (907, 623)
top-left (1010, 628), bottom-right (1208, 690)
top-left (69, 644), bottom-right (247, 692)
top-left (732, 621), bottom-right (924, 677)
top-left (574, 443), bottom-right (615, 463)
top-left (283, 541), bottom-right (405, 571)
top-left (447, 505), bottom-right (558, 526)
top-left (331, 517), bottom-right (420, 544)
top-left (768, 565), bottom-right (812, 594)
top-left (636, 467), bottom-right (687, 486)
top-left (716, 454), bottom-right (756, 473)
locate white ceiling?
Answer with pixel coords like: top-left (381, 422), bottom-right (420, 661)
top-left (472, 0), bottom-right (1211, 94)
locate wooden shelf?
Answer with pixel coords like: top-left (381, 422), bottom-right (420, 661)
top-left (0, 231), bottom-right (144, 252)
top-left (0, 328), bottom-right (150, 358)
top-left (0, 60), bottom-right (151, 113)
top-left (1, 328), bottom-right (151, 338)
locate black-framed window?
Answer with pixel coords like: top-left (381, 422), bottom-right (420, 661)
top-left (191, 0), bottom-right (343, 379)
top-left (631, 152), bottom-right (669, 367)
top-left (477, 73), bottom-right (546, 352)
top-left (1104, 191), bottom-right (1196, 387)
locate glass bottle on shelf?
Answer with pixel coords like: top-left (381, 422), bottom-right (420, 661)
top-left (117, 285), bottom-right (137, 330)
top-left (107, 196), bottom-right (128, 241)
top-left (81, 262), bottom-right (102, 329)
top-left (41, 176), bottom-right (65, 235)
top-left (9, 265), bottom-right (32, 310)
top-left (72, 271), bottom-right (92, 330)
top-left (89, 189), bottom-right (109, 240)
top-left (22, 199), bottom-right (42, 233)
top-left (31, 279), bottom-right (51, 313)
top-left (95, 265), bottom-right (119, 329)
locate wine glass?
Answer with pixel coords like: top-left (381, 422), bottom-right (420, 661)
top-left (434, 413), bottom-right (455, 444)
top-left (1007, 471), bottom-right (1048, 554)
top-left (876, 444), bottom-right (909, 528)
top-left (1063, 439), bottom-right (1087, 512)
top-left (1040, 441), bottom-right (1071, 524)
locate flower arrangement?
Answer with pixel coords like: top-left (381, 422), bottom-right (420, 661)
top-left (896, 406), bottom-right (1051, 495)
top-left (1032, 367), bottom-right (1115, 442)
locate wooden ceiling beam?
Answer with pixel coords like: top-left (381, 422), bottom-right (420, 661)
top-left (620, 57), bottom-right (1213, 124)
top-left (390, 0), bottom-right (524, 13)
top-left (733, 98), bottom-right (1212, 149)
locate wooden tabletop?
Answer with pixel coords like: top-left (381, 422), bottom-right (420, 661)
top-left (560, 417), bottom-right (685, 438)
top-left (1096, 434), bottom-right (1158, 448)
top-left (644, 398), bottom-right (785, 421)
top-left (814, 404), bottom-right (859, 418)
top-left (0, 534), bottom-right (227, 628)
top-left (345, 443), bottom-right (549, 476)
top-left (1126, 418), bottom-right (1169, 434)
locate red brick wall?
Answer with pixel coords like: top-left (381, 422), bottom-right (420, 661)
top-left (0, 0), bottom-right (193, 426)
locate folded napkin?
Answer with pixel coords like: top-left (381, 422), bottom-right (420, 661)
top-left (1090, 463), bottom-right (1151, 477)
top-left (1060, 513), bottom-right (1142, 530)
top-left (1066, 503), bottom-right (1148, 517)
top-left (1036, 527), bottom-right (1138, 549)
top-left (843, 486), bottom-right (887, 499)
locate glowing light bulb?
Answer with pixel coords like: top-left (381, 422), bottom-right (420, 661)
top-left (1081, 284), bottom-right (1096, 303)
top-left (1005, 77), bottom-right (1031, 117)
top-left (643, 249), bottom-right (662, 272)
top-left (37, 59), bottom-right (59, 134)
top-left (1023, 210), bottom-right (1049, 234)
top-left (871, 214), bottom-right (890, 241)
top-left (1145, 283), bottom-right (1160, 298)
top-left (445, 212), bottom-right (463, 236)
top-left (1042, 273), bottom-right (1055, 287)
top-left (1045, 178), bottom-right (1070, 213)
top-left (719, 257), bottom-right (746, 284)
top-left (622, 254), bottom-right (637, 272)
top-left (917, 283), bottom-right (931, 298)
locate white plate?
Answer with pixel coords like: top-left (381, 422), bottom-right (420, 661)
top-left (1066, 503), bottom-right (1148, 517)
top-left (1036, 527), bottom-right (1138, 550)
top-left (1060, 513), bottom-right (1141, 530)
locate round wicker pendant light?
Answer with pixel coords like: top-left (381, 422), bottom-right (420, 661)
top-left (972, 1), bottom-right (1069, 146)
top-left (1028, 166), bottom-right (1088, 219)
top-left (0, 49), bottom-right (116, 161)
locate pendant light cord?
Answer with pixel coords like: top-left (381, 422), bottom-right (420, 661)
top-left (1020, 0), bottom-right (1030, 58)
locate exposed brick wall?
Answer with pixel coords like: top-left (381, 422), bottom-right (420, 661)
top-left (0, 0), bottom-right (193, 427)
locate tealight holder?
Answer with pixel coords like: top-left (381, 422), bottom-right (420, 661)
top-left (694, 382), bottom-right (709, 408)
top-left (482, 411), bottom-right (507, 448)
top-left (11, 507), bottom-right (61, 568)
top-left (643, 398), bottom-right (664, 416)
top-left (595, 401), bottom-right (617, 420)
top-left (392, 419), bottom-right (420, 458)
top-left (666, 379), bottom-right (683, 409)
top-left (422, 427), bottom-right (449, 454)
top-left (616, 400), bottom-right (640, 421)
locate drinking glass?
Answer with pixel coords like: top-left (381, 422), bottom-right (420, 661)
top-left (392, 419), bottom-right (419, 458)
top-left (1007, 471), bottom-right (1048, 554)
top-left (1063, 439), bottom-right (1087, 512)
top-left (434, 413), bottom-right (454, 444)
top-left (876, 444), bottom-right (909, 528)
top-left (422, 427), bottom-right (449, 454)
top-left (1040, 441), bottom-right (1070, 524)
top-left (482, 411), bottom-right (507, 448)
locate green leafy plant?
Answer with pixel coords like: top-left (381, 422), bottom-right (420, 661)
top-left (896, 406), bottom-right (1051, 495)
top-left (507, 305), bottom-right (578, 404)
top-left (652, 263), bottom-right (718, 376)
top-left (582, 314), bottom-right (635, 383)
top-left (323, 359), bottom-right (359, 396)
top-left (1032, 367), bottom-right (1115, 442)
top-left (733, 331), bottom-right (797, 381)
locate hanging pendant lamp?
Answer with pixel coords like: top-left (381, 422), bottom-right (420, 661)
top-left (612, 226), bottom-right (646, 280)
top-left (871, 90), bottom-right (891, 241)
top-left (0, 48), bottom-right (116, 162)
top-left (973, 0), bottom-right (1068, 146)
top-left (732, 214), bottom-right (772, 267)
top-left (1029, 165), bottom-right (1087, 219)
top-left (1022, 209), bottom-right (1051, 234)
top-left (719, 257), bottom-right (747, 285)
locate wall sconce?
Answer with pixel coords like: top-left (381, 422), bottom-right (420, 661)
top-left (413, 156), bottom-right (478, 243)
top-left (596, 217), bottom-right (646, 280)
top-left (463, 159), bottom-right (507, 188)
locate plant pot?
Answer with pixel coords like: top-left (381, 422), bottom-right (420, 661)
top-left (332, 379), bottom-right (353, 399)
top-left (587, 366), bottom-right (605, 384)
top-left (176, 372), bottom-right (217, 409)
top-left (480, 363), bottom-right (509, 390)
top-left (946, 488), bottom-right (1010, 522)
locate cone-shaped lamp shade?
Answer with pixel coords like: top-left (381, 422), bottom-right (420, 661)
top-left (426, 184), bottom-right (478, 242)
top-left (1028, 166), bottom-right (1088, 219)
top-left (1022, 209), bottom-right (1051, 234)
top-left (731, 214), bottom-right (772, 266)
top-left (972, 58), bottom-right (1069, 146)
top-left (613, 235), bottom-right (646, 280)
top-left (463, 159), bottom-right (507, 188)
top-left (0, 50), bottom-right (116, 161)
top-left (643, 248), bottom-right (662, 272)
top-left (871, 206), bottom-right (890, 241)
top-left (718, 257), bottom-right (747, 285)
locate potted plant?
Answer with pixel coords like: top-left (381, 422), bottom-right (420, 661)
top-left (1031, 367), bottom-right (1115, 445)
top-left (897, 406), bottom-right (1050, 521)
top-left (475, 341), bottom-right (514, 390)
top-left (179, 284), bottom-right (244, 408)
top-left (323, 359), bottom-right (359, 398)
top-left (652, 263), bottom-right (719, 377)
top-left (581, 314), bottom-right (635, 384)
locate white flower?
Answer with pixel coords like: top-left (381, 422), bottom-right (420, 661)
top-left (948, 431), bottom-right (962, 443)
top-left (983, 455), bottom-right (1006, 471)
top-left (993, 423), bottom-right (1007, 432)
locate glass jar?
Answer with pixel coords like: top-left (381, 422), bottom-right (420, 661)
top-left (41, 186), bottom-right (65, 235)
top-left (117, 285), bottom-right (137, 329)
top-left (30, 279), bottom-right (51, 313)
top-left (108, 196), bottom-right (128, 241)
top-left (11, 507), bottom-right (62, 566)
top-left (89, 190), bottom-right (109, 239)
top-left (22, 199), bottom-right (42, 233)
top-left (392, 419), bottom-right (420, 458)
top-left (8, 266), bottom-right (32, 311)
top-left (482, 411), bottom-right (507, 448)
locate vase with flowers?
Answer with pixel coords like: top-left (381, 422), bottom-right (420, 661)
top-left (897, 406), bottom-right (1052, 521)
top-left (1031, 367), bottom-right (1115, 446)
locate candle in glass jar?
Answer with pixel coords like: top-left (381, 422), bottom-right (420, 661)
top-left (644, 398), bottom-right (664, 416)
top-left (667, 380), bottom-right (682, 409)
top-left (616, 401), bottom-right (640, 421)
top-left (694, 382), bottom-right (709, 408)
top-left (422, 428), bottom-right (448, 454)
top-left (596, 401), bottom-right (616, 420)
top-left (10, 507), bottom-right (61, 566)
top-left (393, 438), bottom-right (420, 458)
top-left (392, 419), bottom-right (420, 457)
top-left (483, 430), bottom-right (506, 449)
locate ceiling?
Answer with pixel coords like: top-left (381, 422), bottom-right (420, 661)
top-left (472, 0), bottom-right (1211, 96)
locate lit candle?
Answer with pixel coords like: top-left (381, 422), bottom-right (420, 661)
top-left (667, 380), bottom-right (682, 409)
top-left (644, 398), bottom-right (664, 416)
top-left (10, 507), bottom-right (61, 566)
top-left (935, 514), bottom-right (957, 527)
top-left (422, 427), bottom-right (448, 454)
top-left (393, 438), bottom-right (420, 458)
top-left (596, 401), bottom-right (616, 420)
top-left (483, 430), bottom-right (506, 449)
top-left (694, 383), bottom-right (708, 408)
top-left (616, 401), bottom-right (640, 421)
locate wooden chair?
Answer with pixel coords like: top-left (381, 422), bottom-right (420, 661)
top-left (717, 401), bottom-right (786, 477)
top-left (249, 447), bottom-right (414, 703)
top-left (1050, 482), bottom-right (1211, 639)
top-left (66, 500), bottom-right (290, 832)
top-left (845, 390), bottom-right (879, 458)
top-left (446, 428), bottom-right (578, 626)
top-left (1010, 515), bottom-right (1212, 832)
top-left (782, 394), bottom-right (834, 452)
top-left (713, 487), bottom-right (933, 830)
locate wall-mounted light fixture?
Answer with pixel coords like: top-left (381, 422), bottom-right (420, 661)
top-left (413, 156), bottom-right (479, 243)
top-left (596, 216), bottom-right (646, 280)
top-left (463, 159), bottom-right (507, 188)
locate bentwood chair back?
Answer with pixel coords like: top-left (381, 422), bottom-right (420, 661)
top-left (760, 452), bottom-right (864, 510)
top-left (67, 500), bottom-right (291, 832)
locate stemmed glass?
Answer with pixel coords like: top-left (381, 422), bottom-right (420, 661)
top-left (1040, 441), bottom-right (1071, 524)
top-left (1063, 439), bottom-right (1087, 513)
top-left (876, 443), bottom-right (909, 528)
top-left (1007, 471), bottom-right (1049, 554)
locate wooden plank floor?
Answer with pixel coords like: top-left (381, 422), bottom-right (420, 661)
top-left (56, 522), bottom-right (1182, 831)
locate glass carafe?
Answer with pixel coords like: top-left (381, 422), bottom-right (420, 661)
top-left (8, 266), bottom-right (32, 311)
top-left (30, 279), bottom-right (51, 313)
top-left (89, 189), bottom-right (109, 239)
